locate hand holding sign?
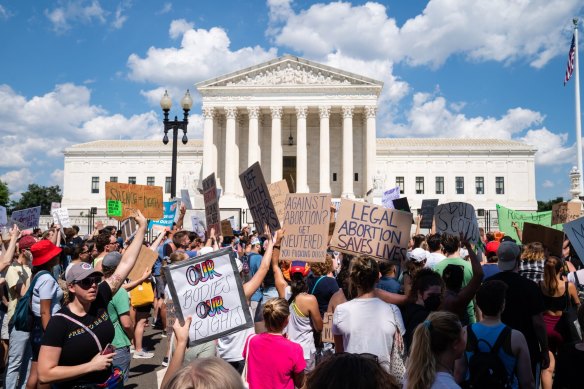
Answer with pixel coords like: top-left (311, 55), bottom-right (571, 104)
top-left (173, 315), bottom-right (192, 339)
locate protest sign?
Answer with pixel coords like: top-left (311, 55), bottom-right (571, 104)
top-left (148, 201), bottom-right (178, 230)
top-left (330, 199), bottom-right (411, 262)
top-left (268, 179), bottom-right (289, 224)
top-left (0, 206), bottom-right (7, 226)
top-left (392, 197), bottom-right (411, 213)
top-left (564, 217), bottom-right (584, 261)
top-left (127, 246), bottom-right (159, 282)
top-left (50, 202), bottom-right (61, 211)
top-left (420, 199), bottom-right (439, 229)
top-left (191, 215), bottom-right (206, 238)
top-left (522, 222), bottom-right (564, 257)
top-left (181, 189), bottom-right (193, 210)
top-left (321, 312), bottom-right (334, 343)
top-left (496, 204), bottom-right (558, 242)
top-left (239, 162), bottom-right (280, 232)
top-left (434, 202), bottom-right (480, 244)
top-left (202, 173), bottom-right (221, 234)
top-left (382, 187), bottom-right (400, 209)
top-left (280, 194), bottom-right (331, 262)
top-left (105, 182), bottom-right (163, 221)
top-left (11, 206), bottom-right (41, 229)
top-left (120, 218), bottom-right (138, 243)
top-left (51, 208), bottom-right (72, 228)
top-left (164, 248), bottom-right (253, 346)
top-left (551, 202), bottom-right (581, 225)
top-left (221, 219), bottom-right (234, 237)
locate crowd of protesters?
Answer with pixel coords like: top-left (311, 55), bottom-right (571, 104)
top-left (1, 207), bottom-right (583, 389)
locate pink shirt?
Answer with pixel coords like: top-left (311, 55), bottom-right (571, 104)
top-left (243, 333), bottom-right (306, 389)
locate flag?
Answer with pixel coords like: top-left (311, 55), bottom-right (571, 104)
top-left (565, 33), bottom-right (576, 86)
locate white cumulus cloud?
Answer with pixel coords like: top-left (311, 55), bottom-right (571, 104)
top-left (45, 0), bottom-right (108, 33)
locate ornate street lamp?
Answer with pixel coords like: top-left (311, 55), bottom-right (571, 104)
top-left (160, 90), bottom-right (193, 199)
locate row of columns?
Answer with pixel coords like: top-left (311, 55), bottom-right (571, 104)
top-left (202, 105), bottom-right (377, 197)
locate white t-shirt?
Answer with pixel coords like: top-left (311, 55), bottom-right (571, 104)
top-left (426, 252), bottom-right (446, 270)
top-left (404, 372), bottom-right (461, 389)
top-left (32, 272), bottom-right (63, 317)
top-left (217, 321), bottom-right (255, 362)
top-left (568, 269), bottom-right (584, 285)
top-left (332, 297), bottom-right (405, 368)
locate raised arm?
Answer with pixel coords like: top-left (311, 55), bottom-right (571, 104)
top-left (175, 204), bottom-right (186, 231)
top-left (451, 238), bottom-right (483, 311)
top-left (106, 210), bottom-right (147, 295)
top-left (161, 316), bottom-right (192, 389)
top-left (243, 225), bottom-right (274, 299)
top-left (414, 215), bottom-right (421, 235)
top-left (373, 287), bottom-right (409, 306)
top-left (512, 222), bottom-right (522, 242)
top-left (149, 229), bottom-right (167, 252)
top-left (271, 229), bottom-right (288, 298)
top-left (0, 225), bottom-right (19, 272)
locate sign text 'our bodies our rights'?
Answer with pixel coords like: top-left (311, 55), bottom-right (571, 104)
top-left (331, 199), bottom-right (411, 262)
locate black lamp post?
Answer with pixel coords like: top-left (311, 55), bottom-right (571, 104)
top-left (160, 89), bottom-right (193, 199)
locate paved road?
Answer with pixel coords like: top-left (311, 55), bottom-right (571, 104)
top-left (125, 326), bottom-right (169, 389)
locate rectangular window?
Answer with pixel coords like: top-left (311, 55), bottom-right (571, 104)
top-left (91, 177), bottom-right (99, 194)
top-left (415, 177), bottom-right (424, 194)
top-left (396, 177), bottom-right (405, 194)
top-left (475, 177), bottom-right (485, 195)
top-left (496, 177), bottom-right (505, 194)
top-left (147, 177), bottom-right (155, 186)
top-left (456, 176), bottom-right (464, 194)
top-left (109, 176), bottom-right (118, 183)
top-left (354, 173), bottom-right (359, 182)
top-left (435, 177), bottom-right (444, 194)
top-left (332, 173), bottom-right (337, 182)
top-left (128, 177), bottom-right (136, 185)
top-left (165, 177), bottom-right (172, 194)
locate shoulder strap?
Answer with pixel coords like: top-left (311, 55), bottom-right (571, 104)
top-left (466, 324), bottom-right (478, 352)
top-left (27, 270), bottom-right (50, 298)
top-left (53, 312), bottom-right (102, 352)
top-left (310, 276), bottom-right (326, 295)
top-left (243, 334), bottom-right (256, 383)
top-left (491, 326), bottom-right (511, 354)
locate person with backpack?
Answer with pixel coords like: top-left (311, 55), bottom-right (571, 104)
top-left (455, 280), bottom-right (534, 389)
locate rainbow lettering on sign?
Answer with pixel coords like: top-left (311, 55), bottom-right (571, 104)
top-left (196, 296), bottom-right (230, 319)
top-left (186, 260), bottom-right (222, 286)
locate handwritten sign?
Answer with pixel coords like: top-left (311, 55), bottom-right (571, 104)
top-left (50, 202), bottom-right (61, 211)
top-left (420, 199), bottom-right (439, 229)
top-left (382, 187), bottom-right (400, 209)
top-left (221, 219), bottom-right (234, 237)
top-left (268, 180), bottom-right (289, 225)
top-left (330, 199), bottom-right (411, 263)
top-left (552, 202), bottom-right (581, 225)
top-left (51, 207), bottom-right (72, 228)
top-left (239, 162), bottom-right (281, 232)
top-left (120, 218), bottom-right (138, 243)
top-left (564, 217), bottom-right (584, 261)
top-left (0, 206), bottom-right (6, 226)
top-left (148, 201), bottom-right (178, 230)
top-left (434, 202), bottom-right (480, 244)
top-left (11, 206), bottom-right (41, 230)
top-left (164, 248), bottom-right (252, 345)
top-left (191, 215), bottom-right (206, 238)
top-left (522, 222), bottom-right (564, 257)
top-left (321, 312), bottom-right (334, 343)
top-left (280, 194), bottom-right (331, 262)
top-left (202, 173), bottom-right (221, 234)
top-left (127, 246), bottom-right (159, 282)
top-left (181, 189), bottom-right (193, 210)
top-left (107, 200), bottom-right (123, 217)
top-left (496, 204), bottom-right (558, 242)
top-left (105, 182), bottom-right (163, 221)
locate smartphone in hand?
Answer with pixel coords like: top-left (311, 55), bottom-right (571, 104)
top-left (101, 343), bottom-right (116, 355)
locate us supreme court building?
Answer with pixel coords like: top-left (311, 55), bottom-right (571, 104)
top-left (62, 55), bottom-right (538, 226)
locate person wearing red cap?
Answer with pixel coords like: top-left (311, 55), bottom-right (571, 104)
top-left (483, 240), bottom-right (501, 280)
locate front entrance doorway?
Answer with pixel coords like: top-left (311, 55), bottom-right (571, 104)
top-left (283, 156), bottom-right (296, 193)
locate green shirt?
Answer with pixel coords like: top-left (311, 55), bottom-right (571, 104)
top-left (107, 288), bottom-right (131, 348)
top-left (433, 257), bottom-right (476, 324)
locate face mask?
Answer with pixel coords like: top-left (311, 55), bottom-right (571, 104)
top-left (423, 294), bottom-right (442, 311)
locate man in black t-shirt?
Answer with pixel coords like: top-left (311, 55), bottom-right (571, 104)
top-left (486, 241), bottom-right (549, 380)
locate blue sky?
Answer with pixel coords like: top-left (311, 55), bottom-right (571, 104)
top-left (0, 0), bottom-right (583, 202)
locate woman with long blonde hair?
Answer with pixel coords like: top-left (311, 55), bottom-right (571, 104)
top-left (405, 311), bottom-right (465, 389)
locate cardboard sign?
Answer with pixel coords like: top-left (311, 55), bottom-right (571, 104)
top-left (239, 162), bottom-right (281, 232)
top-left (564, 217), bottom-right (584, 261)
top-left (330, 199), bottom-right (411, 262)
top-left (392, 197), bottom-right (411, 213)
top-left (127, 246), bottom-right (159, 282)
top-left (221, 219), bottom-right (234, 237)
top-left (120, 218), bottom-right (138, 243)
top-left (280, 194), bottom-right (331, 262)
top-left (434, 202), bottom-right (480, 244)
top-left (0, 206), bottom-right (7, 226)
top-left (321, 312), bottom-right (334, 343)
top-left (164, 248), bottom-right (253, 346)
top-left (105, 182), bottom-right (163, 221)
top-left (191, 215), bottom-right (206, 238)
top-left (552, 202), bottom-right (581, 225)
top-left (11, 206), bottom-right (41, 229)
top-left (181, 189), bottom-right (193, 210)
top-left (148, 201), bottom-right (178, 230)
top-left (420, 199), bottom-right (439, 229)
top-left (522, 222), bottom-right (564, 257)
top-left (268, 180), bottom-right (289, 225)
top-left (202, 173), bottom-right (221, 234)
top-left (496, 204), bottom-right (558, 242)
top-left (51, 208), bottom-right (72, 228)
top-left (382, 187), bottom-right (400, 209)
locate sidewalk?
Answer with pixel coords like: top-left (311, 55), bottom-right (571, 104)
top-left (125, 326), bottom-right (169, 389)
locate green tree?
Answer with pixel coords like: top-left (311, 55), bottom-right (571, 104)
top-left (10, 184), bottom-right (62, 214)
top-left (0, 180), bottom-right (9, 207)
top-left (537, 196), bottom-right (564, 212)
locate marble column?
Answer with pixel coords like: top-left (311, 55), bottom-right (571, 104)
top-left (296, 106), bottom-right (308, 193)
top-left (270, 106), bottom-right (283, 183)
top-left (247, 106), bottom-right (260, 167)
top-left (224, 107), bottom-right (238, 194)
top-left (202, 106), bottom-right (215, 179)
top-left (342, 106), bottom-right (354, 198)
top-left (365, 106), bottom-right (377, 196)
top-left (319, 106), bottom-right (331, 193)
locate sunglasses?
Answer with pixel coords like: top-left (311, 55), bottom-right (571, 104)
top-left (75, 276), bottom-right (102, 289)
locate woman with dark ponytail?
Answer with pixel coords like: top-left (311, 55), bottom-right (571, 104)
top-left (285, 261), bottom-right (323, 372)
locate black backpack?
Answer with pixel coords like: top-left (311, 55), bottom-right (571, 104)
top-left (463, 325), bottom-right (513, 389)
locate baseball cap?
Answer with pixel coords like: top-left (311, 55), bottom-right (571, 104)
top-left (18, 235), bottom-right (37, 251)
top-left (31, 240), bottom-right (62, 267)
top-left (290, 261), bottom-right (310, 277)
top-left (408, 248), bottom-right (427, 263)
top-left (497, 241), bottom-right (521, 271)
top-left (66, 262), bottom-right (103, 284)
top-left (102, 251), bottom-right (122, 268)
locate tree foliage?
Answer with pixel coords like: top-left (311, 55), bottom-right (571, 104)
top-left (0, 180), bottom-right (9, 208)
top-left (537, 196), bottom-right (564, 212)
top-left (10, 184), bottom-right (62, 214)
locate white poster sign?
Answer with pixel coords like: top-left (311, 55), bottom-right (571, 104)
top-left (181, 189), bottom-right (193, 210)
top-left (382, 187), bottom-right (400, 209)
top-left (191, 215), bottom-right (206, 238)
top-left (51, 207), bottom-right (72, 228)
